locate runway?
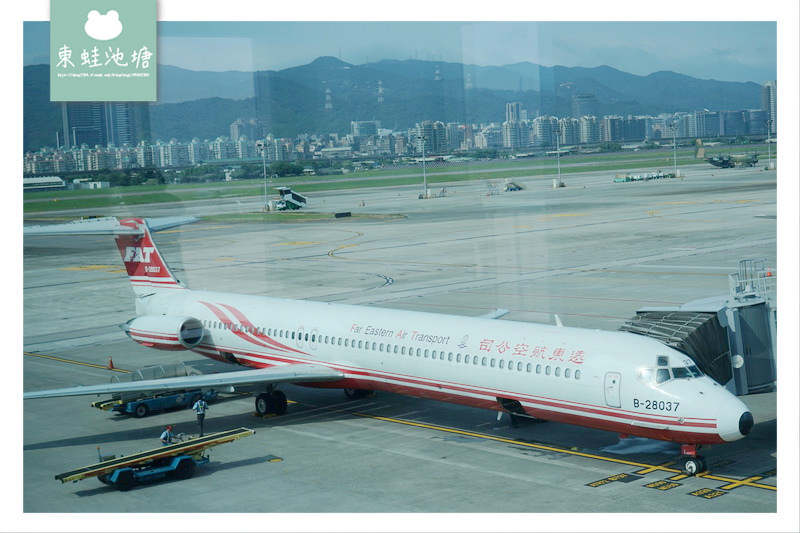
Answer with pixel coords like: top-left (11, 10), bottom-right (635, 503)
top-left (21, 162), bottom-right (781, 525)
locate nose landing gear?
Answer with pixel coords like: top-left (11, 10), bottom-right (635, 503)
top-left (679, 444), bottom-right (708, 475)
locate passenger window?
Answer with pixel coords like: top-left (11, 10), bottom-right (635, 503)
top-left (481, 357), bottom-right (487, 366)
top-left (536, 364), bottom-right (541, 374)
top-left (555, 367), bottom-right (561, 377)
top-left (575, 370), bottom-right (581, 380)
top-left (656, 368), bottom-right (671, 384)
top-left (517, 362), bottom-right (523, 371)
top-left (526, 363), bottom-right (532, 373)
top-left (465, 354), bottom-right (470, 364)
top-left (545, 366), bottom-right (551, 376)
top-left (456, 353), bottom-right (461, 363)
top-left (424, 349), bottom-right (429, 358)
top-left (490, 358), bottom-right (496, 368)
top-left (499, 360), bottom-right (504, 369)
top-left (565, 368), bottom-right (571, 378)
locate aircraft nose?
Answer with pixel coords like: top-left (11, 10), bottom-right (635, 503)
top-left (739, 411), bottom-right (754, 436)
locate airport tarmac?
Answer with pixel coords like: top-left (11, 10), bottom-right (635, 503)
top-left (21, 162), bottom-right (782, 524)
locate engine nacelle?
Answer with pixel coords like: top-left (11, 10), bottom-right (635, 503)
top-left (121, 315), bottom-right (204, 351)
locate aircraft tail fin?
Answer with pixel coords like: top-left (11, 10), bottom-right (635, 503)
top-left (25, 216), bottom-right (196, 297)
top-left (114, 218), bottom-right (187, 296)
top-left (694, 139), bottom-right (706, 159)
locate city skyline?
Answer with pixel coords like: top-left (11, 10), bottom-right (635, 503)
top-left (24, 20), bottom-right (776, 85)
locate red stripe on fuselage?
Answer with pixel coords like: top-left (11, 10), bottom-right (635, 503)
top-left (190, 341), bottom-right (720, 442)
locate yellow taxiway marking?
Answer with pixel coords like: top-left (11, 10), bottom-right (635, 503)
top-left (343, 409), bottom-right (776, 492)
top-left (24, 351), bottom-right (130, 373)
top-left (273, 241), bottom-right (322, 246)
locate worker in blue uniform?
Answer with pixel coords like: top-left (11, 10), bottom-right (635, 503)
top-left (192, 396), bottom-right (208, 437)
top-left (160, 425), bottom-right (175, 446)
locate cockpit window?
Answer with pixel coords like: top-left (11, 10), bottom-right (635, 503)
top-left (657, 356), bottom-right (669, 367)
top-left (688, 365), bottom-right (703, 377)
top-left (671, 366), bottom-right (692, 379)
top-left (638, 368), bottom-right (654, 383)
top-left (656, 368), bottom-right (671, 384)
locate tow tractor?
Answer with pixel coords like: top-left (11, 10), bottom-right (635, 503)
top-left (55, 427), bottom-right (254, 491)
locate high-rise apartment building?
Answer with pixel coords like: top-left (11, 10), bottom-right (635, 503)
top-left (572, 94), bottom-right (599, 120)
top-left (761, 81), bottom-right (777, 135)
top-left (62, 102), bottom-right (144, 148)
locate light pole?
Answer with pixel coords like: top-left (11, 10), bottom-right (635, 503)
top-left (555, 126), bottom-right (562, 185)
top-left (671, 122), bottom-right (678, 177)
top-left (765, 119), bottom-right (772, 169)
top-left (257, 140), bottom-right (268, 210)
top-left (417, 133), bottom-right (428, 197)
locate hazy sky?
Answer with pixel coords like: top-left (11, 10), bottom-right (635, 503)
top-left (25, 20), bottom-right (776, 84)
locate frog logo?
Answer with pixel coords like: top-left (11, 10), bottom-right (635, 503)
top-left (84, 9), bottom-right (123, 41)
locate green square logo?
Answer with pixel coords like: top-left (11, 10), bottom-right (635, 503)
top-left (50, 0), bottom-right (157, 102)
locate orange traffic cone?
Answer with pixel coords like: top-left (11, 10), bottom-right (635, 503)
top-left (107, 357), bottom-right (114, 370)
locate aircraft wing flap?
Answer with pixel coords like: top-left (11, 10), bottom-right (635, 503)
top-left (23, 364), bottom-right (345, 399)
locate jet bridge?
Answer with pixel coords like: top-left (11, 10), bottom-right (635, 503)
top-left (620, 259), bottom-right (776, 395)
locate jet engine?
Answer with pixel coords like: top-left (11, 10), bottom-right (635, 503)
top-left (121, 315), bottom-right (205, 350)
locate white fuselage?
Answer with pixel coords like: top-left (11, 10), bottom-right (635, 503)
top-left (137, 287), bottom-right (751, 446)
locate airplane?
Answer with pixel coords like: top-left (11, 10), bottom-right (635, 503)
top-left (23, 216), bottom-right (754, 475)
top-left (695, 139), bottom-right (758, 168)
top-left (706, 153), bottom-right (759, 168)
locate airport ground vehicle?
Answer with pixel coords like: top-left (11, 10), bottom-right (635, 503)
top-left (110, 389), bottom-right (218, 417)
top-left (91, 362), bottom-right (218, 417)
top-left (55, 428), bottom-right (254, 491)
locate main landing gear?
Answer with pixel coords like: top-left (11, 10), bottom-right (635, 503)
top-left (254, 389), bottom-right (287, 417)
top-left (678, 444), bottom-right (708, 476)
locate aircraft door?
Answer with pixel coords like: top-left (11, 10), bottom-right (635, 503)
top-left (604, 372), bottom-right (622, 408)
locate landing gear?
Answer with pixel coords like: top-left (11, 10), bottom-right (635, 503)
top-left (254, 389), bottom-right (287, 416)
top-left (343, 388), bottom-right (372, 400)
top-left (679, 444), bottom-right (708, 476)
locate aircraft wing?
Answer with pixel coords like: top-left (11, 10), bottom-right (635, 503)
top-left (478, 308), bottom-right (510, 320)
top-left (23, 364), bottom-right (345, 399)
top-left (23, 216), bottom-right (199, 236)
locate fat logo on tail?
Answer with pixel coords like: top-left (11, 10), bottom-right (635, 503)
top-left (114, 218), bottom-right (185, 295)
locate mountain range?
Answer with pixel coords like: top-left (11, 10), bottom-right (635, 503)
top-left (24, 57), bottom-right (762, 152)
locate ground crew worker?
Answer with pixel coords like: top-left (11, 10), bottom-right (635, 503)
top-left (160, 425), bottom-right (175, 446)
top-left (192, 396), bottom-right (208, 437)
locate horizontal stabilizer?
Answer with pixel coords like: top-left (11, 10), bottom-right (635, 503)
top-left (23, 364), bottom-right (344, 399)
top-left (479, 308), bottom-right (510, 320)
top-left (24, 216), bottom-right (199, 236)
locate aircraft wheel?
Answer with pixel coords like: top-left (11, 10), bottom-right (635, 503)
top-left (680, 456), bottom-right (705, 476)
top-left (271, 390), bottom-right (287, 416)
top-left (133, 403), bottom-right (149, 418)
top-left (344, 388), bottom-right (372, 400)
top-left (255, 393), bottom-right (273, 416)
top-left (115, 470), bottom-right (136, 491)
